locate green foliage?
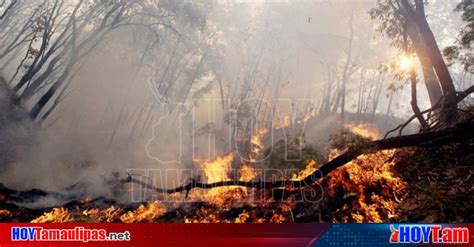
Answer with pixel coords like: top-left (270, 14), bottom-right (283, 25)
top-left (224, 101), bottom-right (252, 132)
top-left (443, 0), bottom-right (474, 73)
top-left (369, 0), bottom-right (407, 51)
top-left (264, 138), bottom-right (324, 170)
top-left (370, 1), bottom-right (413, 84)
top-left (329, 129), bottom-right (372, 151)
top-left (159, 0), bottom-right (210, 29)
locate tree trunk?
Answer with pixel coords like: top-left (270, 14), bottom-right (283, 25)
top-left (401, 0), bottom-right (457, 122)
top-left (340, 13), bottom-right (354, 124)
top-left (410, 69), bottom-right (428, 129)
top-left (419, 56), bottom-right (443, 107)
top-left (385, 92), bottom-right (393, 124)
top-left (406, 22), bottom-right (443, 108)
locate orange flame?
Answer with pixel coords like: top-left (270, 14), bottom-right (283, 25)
top-left (190, 127), bottom-right (267, 207)
top-left (31, 208), bottom-right (73, 223)
top-left (250, 128), bottom-right (268, 161)
top-left (344, 123), bottom-right (380, 140)
top-left (303, 110), bottom-right (315, 123)
top-left (325, 125), bottom-right (406, 222)
top-left (196, 153), bottom-right (235, 184)
top-left (239, 164), bottom-right (258, 181)
top-left (120, 201), bottom-right (166, 223)
top-left (0, 209), bottom-right (12, 218)
top-left (291, 160), bottom-right (318, 180)
top-left (234, 210), bottom-right (250, 223)
top-left (82, 206), bottom-right (123, 222)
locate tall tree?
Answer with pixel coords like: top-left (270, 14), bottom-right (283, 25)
top-left (371, 0), bottom-right (458, 123)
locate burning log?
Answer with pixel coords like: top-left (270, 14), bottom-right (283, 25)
top-left (124, 120), bottom-right (473, 194)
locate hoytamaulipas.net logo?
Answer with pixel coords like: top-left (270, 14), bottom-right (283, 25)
top-left (11, 226), bottom-right (131, 242)
top-left (390, 224), bottom-right (469, 244)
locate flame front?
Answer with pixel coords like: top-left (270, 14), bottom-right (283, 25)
top-left (249, 127), bottom-right (268, 161)
top-left (120, 201), bottom-right (166, 223)
top-left (196, 153), bottom-right (235, 184)
top-left (22, 125), bottom-right (407, 223)
top-left (344, 123), bottom-right (380, 140)
top-left (239, 164), bottom-right (258, 181)
top-left (31, 208), bottom-right (73, 223)
top-left (82, 206), bottom-right (123, 222)
top-left (324, 125), bottom-right (406, 222)
top-left (292, 160), bottom-right (318, 181)
top-left (196, 153), bottom-right (241, 206)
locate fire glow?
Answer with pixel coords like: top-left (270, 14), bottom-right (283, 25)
top-left (29, 124), bottom-right (405, 223)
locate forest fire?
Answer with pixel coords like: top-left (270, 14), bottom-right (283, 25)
top-left (0, 0), bottom-right (472, 245)
top-left (194, 153), bottom-right (248, 207)
top-left (10, 116), bottom-right (468, 225)
top-left (323, 149), bottom-right (404, 222)
top-left (18, 124), bottom-right (407, 223)
top-left (82, 206), bottom-right (124, 223)
top-left (322, 124), bottom-right (405, 222)
top-left (193, 128), bottom-right (264, 207)
top-left (119, 202), bottom-right (166, 223)
top-left (344, 123), bottom-right (380, 140)
top-left (31, 208), bottom-right (73, 223)
top-left (249, 127), bottom-right (268, 161)
top-left (291, 160), bottom-right (318, 181)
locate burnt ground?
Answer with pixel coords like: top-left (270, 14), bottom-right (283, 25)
top-left (393, 143), bottom-right (474, 223)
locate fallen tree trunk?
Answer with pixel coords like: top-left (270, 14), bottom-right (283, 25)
top-left (123, 120), bottom-right (473, 194)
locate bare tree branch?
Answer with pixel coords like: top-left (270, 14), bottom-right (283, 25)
top-left (0, 0), bottom-right (16, 20)
top-left (384, 85), bottom-right (474, 138)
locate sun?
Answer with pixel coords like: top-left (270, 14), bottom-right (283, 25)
top-left (399, 56), bottom-right (413, 71)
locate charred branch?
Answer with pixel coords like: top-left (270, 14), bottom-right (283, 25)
top-left (124, 121), bottom-right (474, 194)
